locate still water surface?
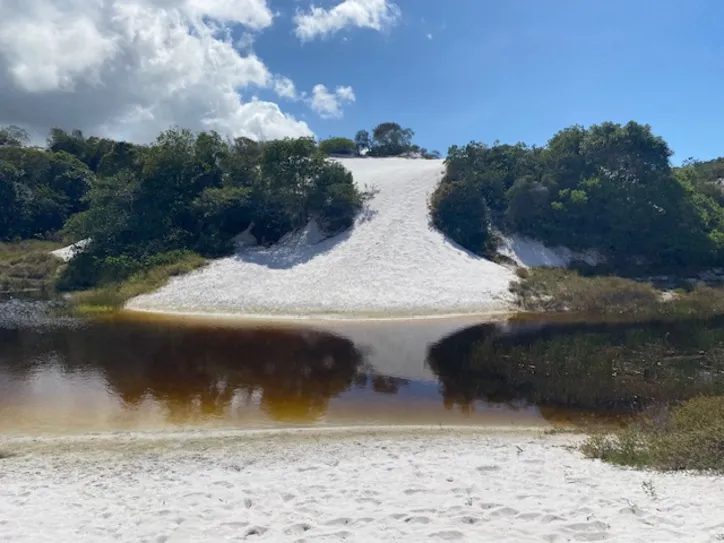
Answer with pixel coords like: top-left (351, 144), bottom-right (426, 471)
top-left (3, 299), bottom-right (721, 434)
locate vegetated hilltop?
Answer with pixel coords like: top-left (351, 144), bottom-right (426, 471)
top-left (430, 121), bottom-right (724, 277)
top-left (0, 121), bottom-right (439, 303)
top-left (0, 125), bottom-right (370, 300)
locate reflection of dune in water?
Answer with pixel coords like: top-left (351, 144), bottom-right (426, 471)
top-left (3, 310), bottom-right (683, 434)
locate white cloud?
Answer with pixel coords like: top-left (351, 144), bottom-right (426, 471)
top-left (309, 84), bottom-right (356, 119)
top-left (0, 0), bottom-right (312, 143)
top-left (427, 33), bottom-right (433, 40)
top-left (273, 76), bottom-right (297, 100)
top-left (184, 0), bottom-right (274, 28)
top-left (294, 0), bottom-right (401, 42)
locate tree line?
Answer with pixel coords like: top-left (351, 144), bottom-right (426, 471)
top-left (431, 121), bottom-right (724, 274)
top-left (318, 122), bottom-right (441, 159)
top-left (0, 126), bottom-right (364, 290)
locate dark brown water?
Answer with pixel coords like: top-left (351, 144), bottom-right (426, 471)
top-left (2, 300), bottom-right (722, 434)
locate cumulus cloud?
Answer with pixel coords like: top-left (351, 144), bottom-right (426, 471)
top-left (294, 0), bottom-right (401, 42)
top-left (0, 0), bottom-right (312, 143)
top-left (309, 84), bottom-right (356, 119)
top-left (273, 76), bottom-right (297, 100)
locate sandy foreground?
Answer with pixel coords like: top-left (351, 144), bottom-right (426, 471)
top-left (1, 427), bottom-right (722, 542)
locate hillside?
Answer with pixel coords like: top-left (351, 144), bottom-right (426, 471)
top-left (126, 158), bottom-right (516, 318)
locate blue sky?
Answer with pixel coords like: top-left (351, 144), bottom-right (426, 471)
top-left (254, 0), bottom-right (724, 162)
top-left (1, 0), bottom-right (721, 161)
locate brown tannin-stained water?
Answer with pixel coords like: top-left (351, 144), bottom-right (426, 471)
top-left (0, 305), bottom-right (546, 434)
top-left (3, 299), bottom-right (722, 435)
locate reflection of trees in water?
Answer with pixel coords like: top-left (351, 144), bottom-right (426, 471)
top-left (428, 317), bottom-right (724, 414)
top-left (0, 319), bottom-right (367, 423)
top-left (353, 372), bottom-right (410, 394)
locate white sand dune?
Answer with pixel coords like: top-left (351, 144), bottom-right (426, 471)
top-left (1, 427), bottom-right (722, 542)
top-left (126, 158), bottom-right (516, 318)
top-left (499, 234), bottom-right (603, 268)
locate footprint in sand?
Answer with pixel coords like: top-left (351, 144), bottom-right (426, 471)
top-left (404, 516), bottom-right (432, 524)
top-left (284, 522), bottom-right (312, 535)
top-left (244, 526), bottom-right (268, 538)
top-left (325, 518), bottom-right (352, 526)
top-left (489, 507), bottom-right (519, 518)
top-left (429, 530), bottom-right (465, 540)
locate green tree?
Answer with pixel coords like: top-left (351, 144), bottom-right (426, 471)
top-left (61, 130), bottom-right (363, 289)
top-left (0, 125), bottom-right (30, 147)
top-left (369, 122), bottom-right (414, 157)
top-left (430, 181), bottom-right (491, 256)
top-left (0, 146), bottom-right (93, 240)
top-left (318, 137), bottom-right (356, 156)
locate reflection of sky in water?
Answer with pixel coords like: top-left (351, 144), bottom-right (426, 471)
top-left (0, 308), bottom-right (602, 434)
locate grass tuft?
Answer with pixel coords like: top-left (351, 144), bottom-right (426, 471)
top-left (0, 241), bottom-right (64, 293)
top-left (582, 396), bottom-right (724, 473)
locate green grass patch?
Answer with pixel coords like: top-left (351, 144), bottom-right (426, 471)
top-left (69, 251), bottom-right (206, 312)
top-left (511, 267), bottom-right (724, 319)
top-left (0, 241), bottom-right (64, 293)
top-left (582, 396), bottom-right (724, 473)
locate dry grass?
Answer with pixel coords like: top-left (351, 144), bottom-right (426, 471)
top-left (582, 396), bottom-right (724, 473)
top-left (511, 267), bottom-right (724, 319)
top-left (0, 241), bottom-right (64, 293)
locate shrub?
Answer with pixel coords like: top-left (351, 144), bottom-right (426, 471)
top-left (318, 137), bottom-right (356, 156)
top-left (582, 396), bottom-right (724, 472)
top-left (69, 250), bottom-right (206, 310)
top-left (429, 180), bottom-right (492, 256)
top-left (308, 162), bottom-right (363, 234)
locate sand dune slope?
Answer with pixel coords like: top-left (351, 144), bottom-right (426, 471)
top-left (126, 158), bottom-right (515, 318)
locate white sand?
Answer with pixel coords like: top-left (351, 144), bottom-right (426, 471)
top-left (126, 158), bottom-right (516, 318)
top-left (500, 235), bottom-right (602, 268)
top-left (1, 427), bottom-right (722, 542)
top-left (50, 239), bottom-right (90, 262)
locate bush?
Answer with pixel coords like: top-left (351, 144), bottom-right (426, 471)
top-left (429, 180), bottom-right (493, 256)
top-left (582, 396), bottom-right (724, 472)
top-left (308, 162), bottom-right (363, 234)
top-left (318, 137), bottom-right (356, 156)
top-left (69, 250), bottom-right (206, 310)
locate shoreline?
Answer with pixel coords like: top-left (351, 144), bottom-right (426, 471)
top-left (120, 306), bottom-right (517, 325)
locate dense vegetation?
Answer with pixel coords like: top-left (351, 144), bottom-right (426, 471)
top-left (1, 126), bottom-right (364, 294)
top-left (1, 130), bottom-right (94, 241)
top-left (431, 121), bottom-right (724, 274)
